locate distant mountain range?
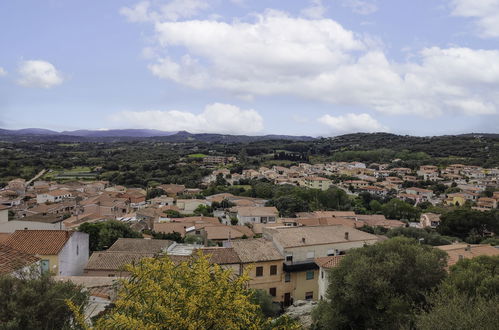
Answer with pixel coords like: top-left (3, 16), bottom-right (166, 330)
top-left (0, 128), bottom-right (316, 142)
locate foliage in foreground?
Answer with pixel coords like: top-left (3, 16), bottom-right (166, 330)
top-left (416, 255), bottom-right (499, 330)
top-left (72, 253), bottom-right (300, 329)
top-left (0, 270), bottom-right (88, 330)
top-left (312, 237), bottom-right (448, 330)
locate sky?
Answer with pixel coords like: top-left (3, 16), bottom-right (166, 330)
top-left (1, 0), bottom-right (499, 137)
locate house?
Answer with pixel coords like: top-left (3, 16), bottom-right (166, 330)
top-left (437, 244), bottom-right (499, 267)
top-left (302, 177), bottom-right (332, 191)
top-left (230, 239), bottom-right (288, 305)
top-left (198, 247), bottom-right (242, 275)
top-left (158, 184), bottom-right (186, 197)
top-left (474, 197), bottom-right (498, 210)
top-left (84, 238), bottom-right (174, 276)
top-left (315, 255), bottom-right (344, 301)
top-left (235, 206), bottom-right (279, 225)
top-left (0, 244), bottom-right (40, 276)
top-left (420, 213), bottom-right (441, 228)
top-left (3, 230), bottom-right (89, 276)
top-left (405, 187), bottom-right (434, 201)
top-left (263, 225), bottom-right (380, 301)
top-left (176, 199), bottom-right (211, 215)
top-left (445, 193), bottom-right (466, 206)
top-left (0, 212), bottom-right (67, 233)
top-left (36, 190), bottom-right (73, 204)
top-left (84, 251), bottom-right (155, 277)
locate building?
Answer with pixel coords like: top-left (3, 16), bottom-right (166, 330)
top-left (315, 255), bottom-right (344, 301)
top-left (437, 244), bottom-right (499, 267)
top-left (230, 239), bottom-right (288, 305)
top-left (0, 244), bottom-right (40, 276)
top-left (420, 213), bottom-right (441, 228)
top-left (235, 206), bottom-right (279, 225)
top-left (3, 230), bottom-right (89, 276)
top-left (263, 225), bottom-right (380, 302)
top-left (36, 190), bottom-right (73, 204)
top-left (302, 177), bottom-right (332, 191)
top-left (0, 206), bottom-right (9, 224)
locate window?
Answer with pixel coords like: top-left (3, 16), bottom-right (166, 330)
top-left (269, 287), bottom-right (276, 297)
top-left (305, 291), bottom-right (313, 300)
top-left (321, 271), bottom-right (324, 279)
top-left (195, 230), bottom-right (201, 235)
top-left (76, 245), bottom-right (79, 256)
top-left (306, 271), bottom-right (314, 280)
top-left (306, 251), bottom-right (315, 259)
top-left (327, 249), bottom-right (335, 256)
top-left (270, 265), bottom-right (277, 275)
top-left (268, 217), bottom-right (276, 223)
top-left (285, 272), bottom-right (291, 282)
top-left (285, 254), bottom-right (293, 262)
top-left (256, 266), bottom-right (263, 277)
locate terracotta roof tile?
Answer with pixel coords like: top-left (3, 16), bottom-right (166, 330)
top-left (198, 247), bottom-right (241, 264)
top-left (85, 251), bottom-right (155, 271)
top-left (4, 230), bottom-right (73, 255)
top-left (230, 238), bottom-right (283, 263)
top-left (315, 255), bottom-right (344, 269)
top-left (107, 238), bottom-right (173, 253)
top-left (0, 244), bottom-right (40, 274)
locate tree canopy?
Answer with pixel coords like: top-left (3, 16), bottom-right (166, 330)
top-left (437, 209), bottom-right (499, 243)
top-left (0, 271), bottom-right (88, 330)
top-left (78, 220), bottom-right (142, 251)
top-left (312, 237), bottom-right (448, 329)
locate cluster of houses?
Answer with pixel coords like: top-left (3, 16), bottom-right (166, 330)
top-left (0, 160), bottom-right (498, 317)
top-left (205, 162), bottom-right (499, 209)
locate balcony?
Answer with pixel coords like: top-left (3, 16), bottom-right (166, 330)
top-left (283, 260), bottom-right (318, 272)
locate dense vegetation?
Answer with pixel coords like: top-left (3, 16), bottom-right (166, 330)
top-left (0, 271), bottom-right (88, 329)
top-left (2, 132), bottom-right (499, 188)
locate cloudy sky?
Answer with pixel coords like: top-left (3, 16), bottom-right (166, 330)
top-left (1, 0), bottom-right (499, 136)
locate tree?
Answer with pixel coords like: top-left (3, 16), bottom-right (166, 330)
top-left (0, 271), bottom-right (88, 329)
top-left (416, 256), bottom-right (499, 330)
top-left (74, 253), bottom-right (299, 329)
top-left (251, 289), bottom-right (281, 318)
top-left (78, 220), bottom-right (142, 251)
top-left (312, 237), bottom-right (448, 329)
top-left (382, 198), bottom-right (421, 221)
top-left (386, 227), bottom-right (456, 246)
top-left (193, 204), bottom-right (213, 217)
top-left (267, 195), bottom-right (309, 217)
top-left (437, 209), bottom-right (499, 243)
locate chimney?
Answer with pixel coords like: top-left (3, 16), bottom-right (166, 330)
top-left (302, 237), bottom-right (306, 244)
top-left (344, 232), bottom-right (349, 240)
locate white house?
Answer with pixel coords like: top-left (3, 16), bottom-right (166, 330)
top-left (36, 190), bottom-right (72, 204)
top-left (315, 256), bottom-right (344, 301)
top-left (235, 206), bottom-right (279, 225)
top-left (4, 230), bottom-right (89, 276)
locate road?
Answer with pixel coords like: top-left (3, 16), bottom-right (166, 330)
top-left (26, 169), bottom-right (47, 185)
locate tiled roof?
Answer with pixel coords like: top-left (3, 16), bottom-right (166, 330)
top-left (0, 233), bottom-right (11, 244)
top-left (265, 225), bottom-right (379, 248)
top-left (235, 206), bottom-right (278, 217)
top-left (437, 244), bottom-right (499, 267)
top-left (230, 238), bottom-right (283, 263)
top-left (0, 244), bottom-right (40, 274)
top-left (4, 230), bottom-right (73, 255)
top-left (205, 225), bottom-right (254, 240)
top-left (108, 238), bottom-right (173, 253)
top-left (315, 255), bottom-right (344, 269)
top-left (198, 247), bottom-right (241, 264)
top-left (85, 251), bottom-right (155, 271)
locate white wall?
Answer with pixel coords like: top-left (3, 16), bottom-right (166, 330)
top-left (58, 232), bottom-right (89, 276)
top-left (0, 220), bottom-right (65, 233)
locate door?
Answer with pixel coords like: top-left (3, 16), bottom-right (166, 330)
top-left (40, 260), bottom-right (49, 273)
top-left (284, 293), bottom-right (291, 307)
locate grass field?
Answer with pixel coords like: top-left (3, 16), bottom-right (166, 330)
top-left (187, 153), bottom-right (208, 158)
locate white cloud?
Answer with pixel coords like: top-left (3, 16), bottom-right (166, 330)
top-left (111, 103), bottom-right (264, 134)
top-left (17, 60), bottom-right (64, 88)
top-left (318, 113), bottom-right (388, 133)
top-left (125, 7), bottom-right (499, 117)
top-left (120, 0), bottom-right (209, 22)
top-left (0, 67), bottom-right (6, 76)
top-left (341, 0), bottom-right (378, 15)
top-left (450, 0), bottom-right (499, 38)
top-left (301, 0), bottom-right (327, 19)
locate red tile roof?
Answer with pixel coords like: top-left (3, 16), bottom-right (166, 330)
top-left (315, 255), bottom-right (344, 269)
top-left (0, 244), bottom-right (40, 274)
top-left (4, 230), bottom-right (73, 255)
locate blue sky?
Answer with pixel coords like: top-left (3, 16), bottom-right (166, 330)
top-left (1, 0), bottom-right (499, 136)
